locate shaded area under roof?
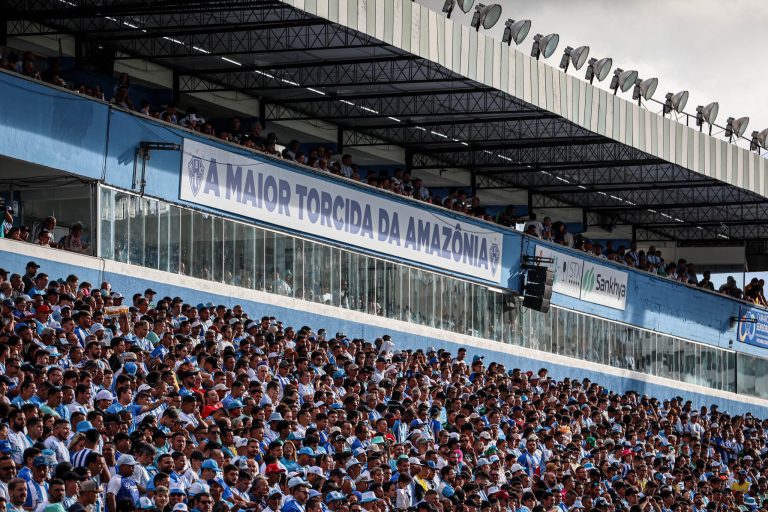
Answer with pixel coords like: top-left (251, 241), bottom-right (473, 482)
top-left (7, 0), bottom-right (768, 241)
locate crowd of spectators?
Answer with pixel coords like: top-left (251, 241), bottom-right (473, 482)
top-left (0, 260), bottom-right (765, 512)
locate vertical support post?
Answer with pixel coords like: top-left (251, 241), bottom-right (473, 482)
top-left (527, 190), bottom-right (534, 216)
top-left (470, 169), bottom-right (477, 196)
top-left (259, 99), bottom-right (266, 129)
top-left (404, 150), bottom-right (413, 174)
top-left (337, 126), bottom-right (344, 155)
top-left (171, 71), bottom-right (180, 104)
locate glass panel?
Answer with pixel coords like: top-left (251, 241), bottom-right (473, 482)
top-left (99, 188), bottom-right (114, 260)
top-left (341, 251), bottom-right (356, 310)
top-left (237, 224), bottom-right (255, 289)
top-left (128, 195), bottom-right (144, 266)
top-left (293, 239), bottom-right (305, 300)
top-left (169, 206), bottom-right (181, 274)
top-left (273, 233), bottom-right (292, 296)
top-left (355, 254), bottom-right (368, 313)
top-left (264, 231), bottom-right (276, 293)
top-left (422, 272), bottom-right (435, 327)
top-left (158, 201), bottom-right (170, 272)
top-left (179, 209), bottom-right (193, 276)
top-left (224, 221), bottom-right (237, 286)
top-left (115, 190), bottom-right (129, 263)
top-left (144, 198), bottom-right (159, 270)
top-left (737, 353), bottom-right (756, 397)
top-left (253, 227), bottom-right (265, 291)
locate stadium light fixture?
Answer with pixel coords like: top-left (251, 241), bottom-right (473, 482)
top-left (695, 102), bottom-right (719, 133)
top-left (531, 33), bottom-right (559, 60)
top-left (502, 19), bottom-right (531, 46)
top-left (631, 77), bottom-right (658, 105)
top-left (663, 90), bottom-right (689, 115)
top-left (725, 116), bottom-right (749, 141)
top-left (470, 3), bottom-right (502, 31)
top-left (584, 57), bottom-right (612, 84)
top-left (609, 68), bottom-right (638, 95)
top-left (559, 45), bottom-right (590, 74)
top-left (442, 0), bottom-right (475, 18)
top-left (750, 128), bottom-right (768, 152)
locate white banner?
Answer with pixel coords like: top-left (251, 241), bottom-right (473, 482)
top-left (580, 260), bottom-right (628, 310)
top-left (534, 246), bottom-right (582, 299)
top-left (535, 245), bottom-right (628, 310)
top-left (180, 139), bottom-right (504, 283)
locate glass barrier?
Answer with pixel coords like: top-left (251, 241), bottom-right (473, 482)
top-left (100, 186), bottom-right (754, 397)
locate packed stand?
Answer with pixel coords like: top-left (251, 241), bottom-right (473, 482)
top-left (0, 260), bottom-right (766, 512)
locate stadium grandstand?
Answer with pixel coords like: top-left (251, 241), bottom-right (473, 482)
top-left (2, 1), bottom-right (768, 512)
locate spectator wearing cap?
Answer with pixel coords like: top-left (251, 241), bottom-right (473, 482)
top-left (107, 455), bottom-right (139, 512)
top-left (282, 477), bottom-right (310, 512)
top-left (25, 451), bottom-right (55, 510)
top-left (21, 262), bottom-right (40, 294)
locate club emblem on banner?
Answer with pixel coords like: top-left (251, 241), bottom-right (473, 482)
top-left (187, 156), bottom-right (206, 197)
top-left (490, 243), bottom-right (500, 276)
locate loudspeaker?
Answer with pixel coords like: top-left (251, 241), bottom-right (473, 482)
top-left (527, 265), bottom-right (553, 286)
top-left (523, 296), bottom-right (550, 313)
top-left (523, 265), bottom-right (553, 313)
top-left (525, 281), bottom-right (552, 298)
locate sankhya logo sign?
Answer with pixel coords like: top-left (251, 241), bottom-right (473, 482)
top-left (581, 266), bottom-right (595, 292)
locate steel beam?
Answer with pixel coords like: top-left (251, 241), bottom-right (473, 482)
top-left (179, 56), bottom-right (463, 92)
top-left (412, 144), bottom-right (662, 170)
top-left (107, 23), bottom-right (382, 59)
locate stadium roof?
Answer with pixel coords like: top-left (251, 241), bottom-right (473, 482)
top-left (8, 0), bottom-right (768, 241)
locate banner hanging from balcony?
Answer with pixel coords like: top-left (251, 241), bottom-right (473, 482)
top-left (737, 304), bottom-right (768, 350)
top-left (535, 245), bottom-right (628, 310)
top-left (179, 138), bottom-right (504, 284)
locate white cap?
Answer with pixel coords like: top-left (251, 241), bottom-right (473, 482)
top-left (89, 323), bottom-right (105, 334)
top-left (137, 384), bottom-right (152, 394)
top-left (116, 454), bottom-right (137, 466)
top-left (95, 390), bottom-right (114, 402)
top-left (172, 505), bottom-right (188, 512)
top-left (510, 463), bottom-right (524, 473)
top-left (287, 477), bottom-right (309, 489)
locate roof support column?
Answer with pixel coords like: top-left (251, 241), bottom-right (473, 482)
top-left (527, 190), bottom-right (534, 216)
top-left (337, 126), bottom-right (344, 154)
top-left (172, 71), bottom-right (180, 103)
top-left (405, 149), bottom-right (413, 174)
top-left (259, 99), bottom-right (267, 129)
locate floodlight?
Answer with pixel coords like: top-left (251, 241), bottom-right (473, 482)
top-left (752, 128), bottom-right (768, 151)
top-left (663, 91), bottom-right (689, 115)
top-left (695, 102), bottom-right (719, 133)
top-left (559, 45), bottom-right (590, 74)
top-left (531, 33), bottom-right (559, 60)
top-left (470, 3), bottom-right (502, 31)
top-left (585, 57), bottom-right (612, 84)
top-left (631, 77), bottom-right (658, 104)
top-left (442, 0), bottom-right (474, 18)
top-left (725, 116), bottom-right (749, 141)
top-left (609, 68), bottom-right (638, 94)
top-left (502, 19), bottom-right (531, 46)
